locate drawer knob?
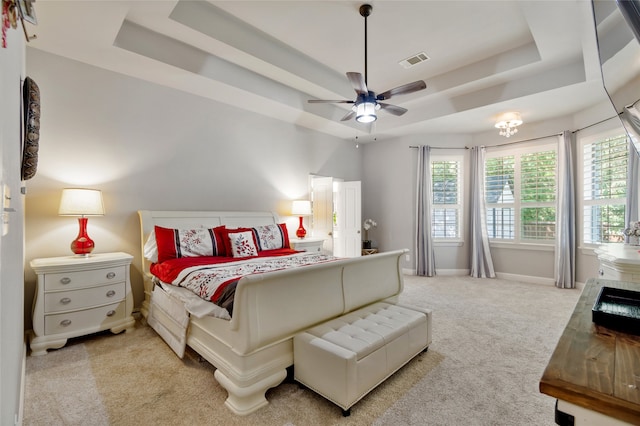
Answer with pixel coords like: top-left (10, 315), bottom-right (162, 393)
top-left (60, 319), bottom-right (72, 327)
top-left (106, 310), bottom-right (116, 317)
top-left (106, 290), bottom-right (116, 297)
top-left (106, 272), bottom-right (116, 279)
top-left (599, 269), bottom-right (604, 276)
top-left (60, 277), bottom-right (71, 285)
top-left (60, 297), bottom-right (71, 305)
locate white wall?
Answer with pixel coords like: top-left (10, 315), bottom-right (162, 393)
top-left (23, 49), bottom-right (362, 328)
top-left (0, 25), bottom-right (26, 425)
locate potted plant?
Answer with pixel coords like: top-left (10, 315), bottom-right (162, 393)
top-left (363, 218), bottom-right (377, 249)
top-left (623, 221), bottom-right (640, 245)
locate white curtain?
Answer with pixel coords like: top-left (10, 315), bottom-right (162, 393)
top-left (416, 145), bottom-right (436, 276)
top-left (469, 146), bottom-right (495, 278)
top-left (622, 104), bottom-right (640, 237)
top-left (625, 143), bottom-right (640, 242)
top-left (554, 131), bottom-right (576, 289)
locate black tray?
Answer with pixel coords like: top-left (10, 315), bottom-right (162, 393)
top-left (592, 286), bottom-right (640, 335)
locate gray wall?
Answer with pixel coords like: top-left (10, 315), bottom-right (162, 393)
top-left (23, 49), bottom-right (362, 328)
top-left (362, 134), bottom-right (472, 272)
top-left (362, 102), bottom-right (628, 284)
top-left (1, 28), bottom-right (26, 424)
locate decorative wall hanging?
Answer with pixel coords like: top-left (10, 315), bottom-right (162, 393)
top-left (21, 76), bottom-right (40, 180)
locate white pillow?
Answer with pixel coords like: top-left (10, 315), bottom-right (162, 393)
top-left (143, 230), bottom-right (158, 263)
top-left (228, 231), bottom-right (258, 258)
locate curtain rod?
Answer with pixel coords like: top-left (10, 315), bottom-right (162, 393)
top-left (409, 146), bottom-right (469, 149)
top-left (409, 113), bottom-right (624, 150)
top-left (572, 114), bottom-right (620, 134)
top-left (486, 133), bottom-right (562, 148)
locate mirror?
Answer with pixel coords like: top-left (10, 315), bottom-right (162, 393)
top-left (592, 0), bottom-right (640, 152)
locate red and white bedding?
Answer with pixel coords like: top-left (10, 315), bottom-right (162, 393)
top-left (150, 250), bottom-right (336, 317)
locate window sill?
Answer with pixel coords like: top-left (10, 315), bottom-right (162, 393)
top-left (489, 241), bottom-right (554, 251)
top-left (579, 245), bottom-right (599, 256)
top-left (433, 240), bottom-right (464, 247)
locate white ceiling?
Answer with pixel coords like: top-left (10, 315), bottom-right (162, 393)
top-left (25, 0), bottom-right (628, 142)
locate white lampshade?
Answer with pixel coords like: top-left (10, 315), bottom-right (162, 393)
top-left (58, 188), bottom-right (105, 216)
top-left (291, 200), bottom-right (312, 216)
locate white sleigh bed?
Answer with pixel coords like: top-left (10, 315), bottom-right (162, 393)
top-left (138, 210), bottom-right (409, 415)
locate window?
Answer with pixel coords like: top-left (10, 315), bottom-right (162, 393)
top-left (581, 133), bottom-right (628, 245)
top-left (485, 143), bottom-right (557, 243)
top-left (431, 156), bottom-right (463, 240)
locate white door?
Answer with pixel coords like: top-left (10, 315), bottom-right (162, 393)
top-left (311, 176), bottom-right (334, 253)
top-left (333, 181), bottom-right (361, 257)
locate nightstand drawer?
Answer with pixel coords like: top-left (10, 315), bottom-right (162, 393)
top-left (44, 282), bottom-right (126, 313)
top-left (44, 266), bottom-right (126, 291)
top-left (44, 302), bottom-right (126, 335)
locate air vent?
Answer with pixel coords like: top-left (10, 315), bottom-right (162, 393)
top-left (399, 52), bottom-right (430, 69)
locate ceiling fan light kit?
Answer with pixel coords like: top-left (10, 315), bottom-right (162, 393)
top-left (308, 4), bottom-right (427, 125)
top-left (356, 98), bottom-right (379, 123)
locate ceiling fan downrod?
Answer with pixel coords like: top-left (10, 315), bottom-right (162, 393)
top-left (359, 4), bottom-right (372, 86)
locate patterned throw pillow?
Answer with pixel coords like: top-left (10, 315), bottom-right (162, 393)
top-left (228, 230), bottom-right (259, 258)
top-left (154, 225), bottom-right (225, 263)
top-left (253, 223), bottom-right (290, 250)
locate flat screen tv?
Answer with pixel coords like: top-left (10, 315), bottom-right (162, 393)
top-left (593, 0), bottom-right (640, 152)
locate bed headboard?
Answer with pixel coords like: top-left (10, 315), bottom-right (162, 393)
top-left (137, 210), bottom-right (280, 276)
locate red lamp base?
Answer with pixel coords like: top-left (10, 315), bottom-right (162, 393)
top-left (296, 216), bottom-right (307, 239)
top-left (71, 217), bottom-right (95, 255)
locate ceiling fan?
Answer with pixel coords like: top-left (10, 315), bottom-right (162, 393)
top-left (308, 4), bottom-right (427, 124)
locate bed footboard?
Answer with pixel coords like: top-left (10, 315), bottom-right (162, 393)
top-left (184, 249), bottom-right (408, 415)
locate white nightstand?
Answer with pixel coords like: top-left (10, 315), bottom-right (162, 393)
top-left (29, 252), bottom-right (135, 356)
top-left (594, 243), bottom-right (640, 283)
top-left (290, 237), bottom-right (325, 253)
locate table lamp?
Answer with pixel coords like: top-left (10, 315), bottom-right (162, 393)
top-left (58, 188), bottom-right (105, 256)
top-left (291, 200), bottom-right (312, 239)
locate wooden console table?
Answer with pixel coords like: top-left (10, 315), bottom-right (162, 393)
top-left (539, 278), bottom-right (640, 425)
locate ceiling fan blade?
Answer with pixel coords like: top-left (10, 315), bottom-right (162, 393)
top-left (379, 102), bottom-right (408, 116)
top-left (340, 109), bottom-right (357, 121)
top-left (346, 72), bottom-right (368, 95)
top-left (308, 99), bottom-right (354, 104)
top-left (377, 80), bottom-right (427, 101)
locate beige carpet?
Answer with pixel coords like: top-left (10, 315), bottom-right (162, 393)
top-left (24, 275), bottom-right (580, 425)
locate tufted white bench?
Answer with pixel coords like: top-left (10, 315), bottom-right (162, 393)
top-left (293, 301), bottom-right (432, 416)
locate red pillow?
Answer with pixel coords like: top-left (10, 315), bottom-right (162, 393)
top-left (212, 225), bottom-right (228, 257)
top-left (155, 225), bottom-right (226, 263)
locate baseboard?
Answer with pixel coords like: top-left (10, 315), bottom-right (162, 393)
top-left (404, 268), bottom-right (584, 289)
top-left (495, 272), bottom-right (555, 286)
top-left (436, 269), bottom-right (470, 276)
top-left (403, 269), bottom-right (470, 276)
